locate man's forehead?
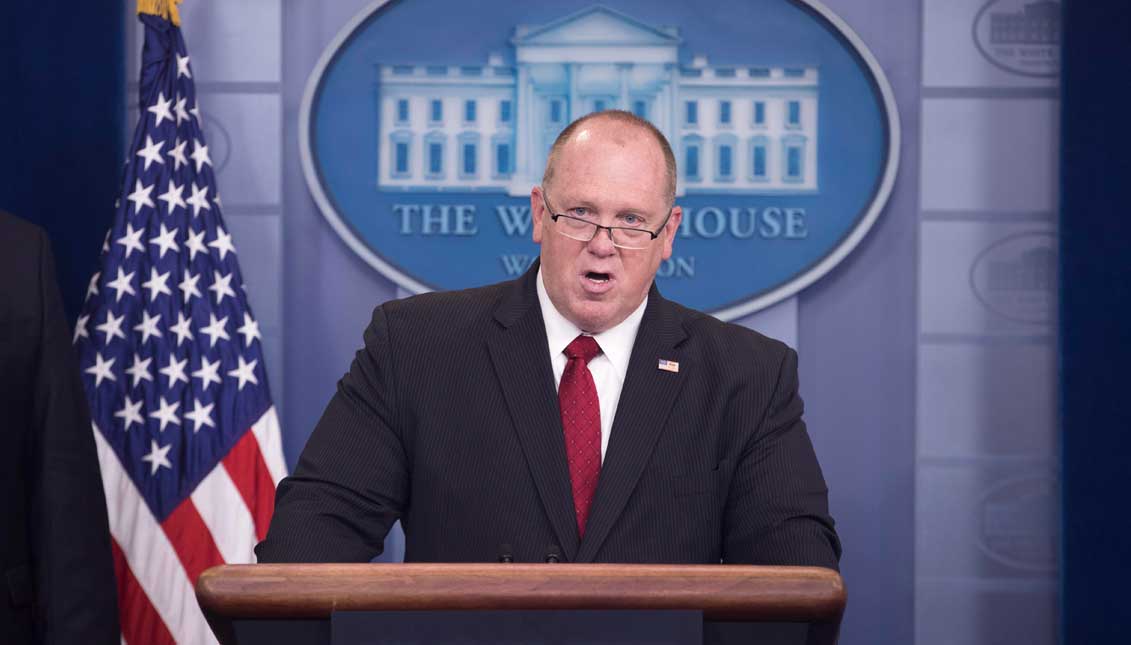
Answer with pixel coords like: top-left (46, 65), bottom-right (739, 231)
top-left (566, 120), bottom-right (654, 151)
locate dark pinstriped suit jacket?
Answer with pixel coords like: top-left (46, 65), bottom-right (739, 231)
top-left (257, 262), bottom-right (840, 567)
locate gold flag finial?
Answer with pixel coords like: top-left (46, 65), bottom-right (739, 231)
top-left (137, 0), bottom-right (182, 26)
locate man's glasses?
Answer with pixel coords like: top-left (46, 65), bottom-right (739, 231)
top-left (541, 191), bottom-right (672, 251)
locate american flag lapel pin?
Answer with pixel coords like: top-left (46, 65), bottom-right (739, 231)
top-left (657, 358), bottom-right (680, 373)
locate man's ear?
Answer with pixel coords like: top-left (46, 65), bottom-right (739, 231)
top-left (661, 205), bottom-right (682, 260)
top-left (530, 186), bottom-right (545, 244)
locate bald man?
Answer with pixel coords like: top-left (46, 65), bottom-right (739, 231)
top-left (258, 111), bottom-right (839, 568)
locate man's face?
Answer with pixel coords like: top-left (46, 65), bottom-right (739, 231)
top-left (531, 120), bottom-right (682, 333)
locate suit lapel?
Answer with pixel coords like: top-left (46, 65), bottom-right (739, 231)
top-left (575, 288), bottom-right (688, 562)
top-left (486, 264), bottom-right (580, 560)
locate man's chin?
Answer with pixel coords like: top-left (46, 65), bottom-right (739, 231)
top-left (566, 300), bottom-right (621, 334)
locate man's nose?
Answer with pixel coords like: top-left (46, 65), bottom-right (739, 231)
top-left (586, 227), bottom-right (618, 256)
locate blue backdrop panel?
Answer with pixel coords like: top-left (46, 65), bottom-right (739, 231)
top-left (1060, 1), bottom-right (1131, 643)
top-left (0, 2), bottom-right (125, 321)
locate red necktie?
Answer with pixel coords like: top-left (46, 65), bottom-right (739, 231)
top-left (559, 335), bottom-right (602, 538)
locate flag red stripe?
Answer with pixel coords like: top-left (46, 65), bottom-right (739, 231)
top-left (160, 497), bottom-right (226, 584)
top-left (111, 539), bottom-right (177, 645)
top-left (222, 430), bottom-right (278, 541)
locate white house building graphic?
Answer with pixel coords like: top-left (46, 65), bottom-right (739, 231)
top-left (376, 5), bottom-right (819, 196)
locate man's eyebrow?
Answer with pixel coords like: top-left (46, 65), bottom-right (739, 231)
top-left (616, 205), bottom-right (657, 220)
top-left (558, 197), bottom-right (597, 210)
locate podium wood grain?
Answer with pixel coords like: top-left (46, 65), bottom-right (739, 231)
top-left (196, 563), bottom-right (846, 644)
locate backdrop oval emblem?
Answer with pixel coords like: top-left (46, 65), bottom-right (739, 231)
top-left (969, 231), bottom-right (1057, 324)
top-left (973, 0), bottom-right (1061, 78)
top-left (977, 474), bottom-right (1058, 572)
top-left (301, 0), bottom-right (899, 319)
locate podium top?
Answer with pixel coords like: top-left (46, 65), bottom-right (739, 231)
top-left (196, 562), bottom-right (845, 623)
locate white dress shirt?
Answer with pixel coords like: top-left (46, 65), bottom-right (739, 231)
top-left (536, 269), bottom-right (648, 462)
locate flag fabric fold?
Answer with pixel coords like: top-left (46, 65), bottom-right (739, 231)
top-left (74, 7), bottom-right (286, 643)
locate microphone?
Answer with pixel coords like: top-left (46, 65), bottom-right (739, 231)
top-left (497, 544), bottom-right (514, 563)
top-left (543, 545), bottom-right (562, 563)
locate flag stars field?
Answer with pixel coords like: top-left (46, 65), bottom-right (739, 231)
top-left (158, 180), bottom-right (186, 214)
top-left (209, 270), bottom-right (235, 304)
top-left (106, 267), bottom-right (136, 302)
top-left (116, 223), bottom-right (145, 258)
top-left (125, 352), bottom-right (153, 388)
top-left (179, 270), bottom-right (202, 303)
top-left (85, 352), bottom-right (117, 387)
top-left (126, 179), bottom-right (155, 214)
top-left (96, 311), bottom-right (126, 343)
top-left (140, 440), bottom-right (172, 475)
top-left (147, 91), bottom-right (173, 126)
top-left (184, 228), bottom-right (207, 260)
top-left (136, 135), bottom-right (164, 170)
top-left (159, 354), bottom-right (188, 390)
top-left (142, 267), bottom-right (172, 300)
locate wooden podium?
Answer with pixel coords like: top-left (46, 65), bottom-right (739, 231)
top-left (196, 563), bottom-right (845, 645)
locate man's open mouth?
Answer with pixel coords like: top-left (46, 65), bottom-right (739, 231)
top-left (585, 272), bottom-right (611, 283)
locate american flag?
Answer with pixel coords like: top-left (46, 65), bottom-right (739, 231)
top-left (74, 7), bottom-right (286, 644)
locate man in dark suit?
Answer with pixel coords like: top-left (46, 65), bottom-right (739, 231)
top-left (0, 211), bottom-right (119, 643)
top-left (258, 111), bottom-right (839, 567)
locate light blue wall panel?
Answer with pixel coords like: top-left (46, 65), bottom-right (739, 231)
top-left (921, 99), bottom-right (1059, 213)
top-left (198, 93), bottom-right (282, 206)
top-left (917, 342), bottom-right (1056, 458)
top-left (176, 0), bottom-right (282, 83)
top-left (915, 461), bottom-right (1059, 645)
top-left (916, 579), bottom-right (1057, 644)
top-left (922, 0), bottom-right (1059, 88)
top-left (917, 463), bottom-right (1058, 578)
top-left (920, 221), bottom-right (1056, 336)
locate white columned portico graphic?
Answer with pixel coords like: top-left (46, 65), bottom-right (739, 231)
top-left (374, 5), bottom-right (820, 197)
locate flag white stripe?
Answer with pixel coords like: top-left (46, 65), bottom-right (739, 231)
top-left (250, 406), bottom-right (287, 485)
top-left (190, 461), bottom-right (259, 565)
top-left (93, 426), bottom-right (218, 645)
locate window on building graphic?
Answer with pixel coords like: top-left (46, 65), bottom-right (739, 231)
top-left (499, 100), bottom-right (512, 123)
top-left (632, 100), bottom-right (647, 118)
top-left (464, 100), bottom-right (477, 123)
top-left (459, 132), bottom-right (480, 179)
top-left (593, 99), bottom-right (606, 112)
top-left (718, 145), bottom-right (733, 179)
top-left (429, 143), bottom-right (443, 174)
top-left (719, 100), bottom-right (732, 125)
top-left (685, 100), bottom-right (698, 125)
top-left (714, 134), bottom-right (737, 182)
top-left (424, 133), bottom-right (445, 179)
top-left (783, 136), bottom-right (805, 182)
top-left (550, 99), bottom-right (564, 123)
top-left (750, 137), bottom-right (768, 180)
top-left (462, 142), bottom-right (477, 176)
top-left (395, 142), bottom-right (409, 174)
top-left (753, 101), bottom-right (765, 126)
top-left (494, 140), bottom-right (512, 177)
top-left (787, 100), bottom-right (801, 127)
top-left (430, 99), bottom-right (443, 124)
top-left (396, 99), bottom-right (409, 124)
top-left (787, 146), bottom-right (801, 179)
top-left (682, 136), bottom-right (703, 182)
top-left (390, 131), bottom-right (412, 179)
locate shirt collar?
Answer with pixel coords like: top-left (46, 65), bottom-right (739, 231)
top-left (536, 268), bottom-right (648, 375)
